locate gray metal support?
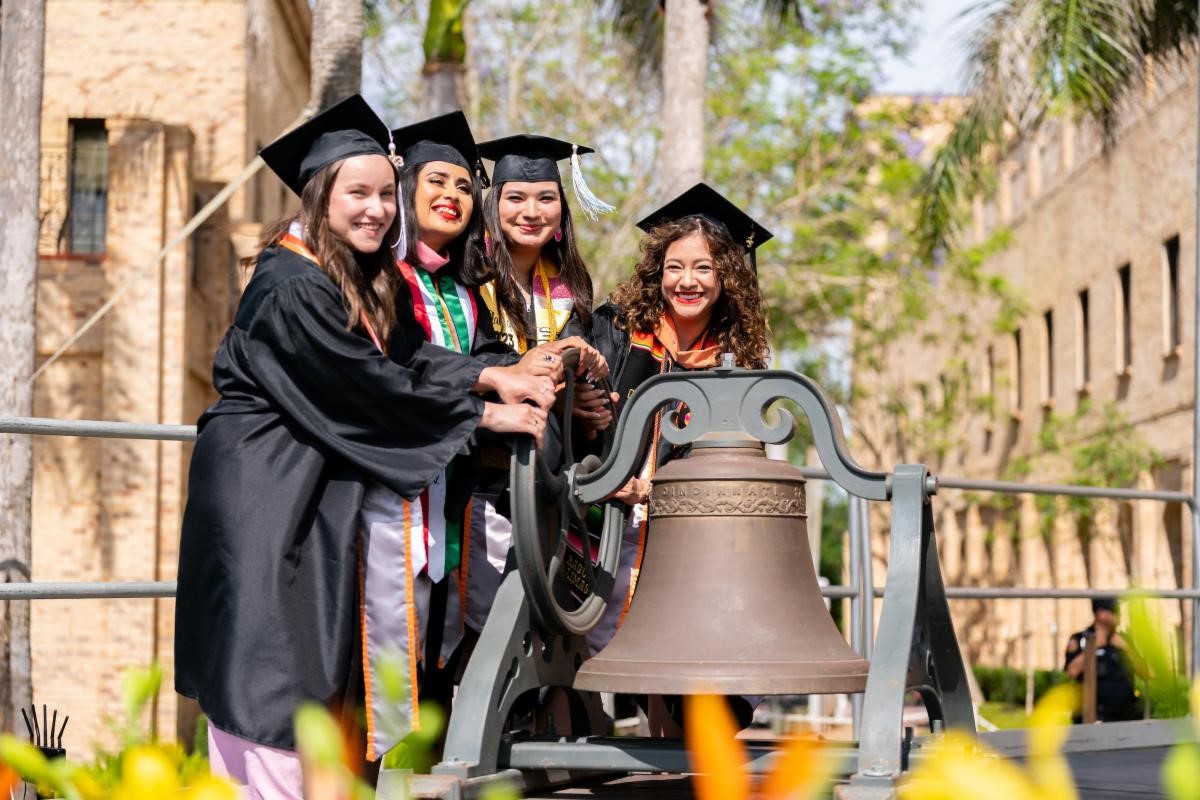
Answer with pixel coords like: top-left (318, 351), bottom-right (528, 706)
top-left (858, 496), bottom-right (875, 662)
top-left (435, 572), bottom-right (595, 779)
top-left (842, 465), bottom-right (974, 799)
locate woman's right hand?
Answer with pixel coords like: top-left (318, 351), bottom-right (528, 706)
top-left (612, 476), bottom-right (651, 505)
top-left (477, 366), bottom-right (556, 410)
top-left (480, 401), bottom-right (549, 449)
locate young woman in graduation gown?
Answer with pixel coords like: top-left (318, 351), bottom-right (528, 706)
top-left (584, 184), bottom-right (771, 731)
top-left (174, 96), bottom-right (553, 796)
top-left (462, 134), bottom-right (617, 633)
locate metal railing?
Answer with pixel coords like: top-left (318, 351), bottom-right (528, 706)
top-left (3, 415), bottom-right (1199, 674)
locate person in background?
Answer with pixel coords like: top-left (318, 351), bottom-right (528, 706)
top-left (1063, 597), bottom-right (1144, 722)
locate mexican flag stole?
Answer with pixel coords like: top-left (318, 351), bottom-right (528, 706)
top-left (396, 258), bottom-right (478, 580)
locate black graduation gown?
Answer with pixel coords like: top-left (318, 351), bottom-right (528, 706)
top-left (175, 245), bottom-right (492, 750)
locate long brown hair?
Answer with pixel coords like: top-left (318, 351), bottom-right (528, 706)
top-left (243, 158), bottom-right (403, 350)
top-left (476, 182), bottom-right (595, 339)
top-left (610, 215), bottom-right (769, 369)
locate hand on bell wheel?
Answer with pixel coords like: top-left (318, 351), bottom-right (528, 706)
top-left (511, 349), bottom-right (625, 635)
top-left (481, 402), bottom-right (548, 449)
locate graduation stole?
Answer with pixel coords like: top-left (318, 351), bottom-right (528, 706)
top-left (394, 258), bottom-right (478, 580)
top-left (478, 256), bottom-right (574, 353)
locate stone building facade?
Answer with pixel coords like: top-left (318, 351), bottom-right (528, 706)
top-left (854, 63), bottom-right (1198, 676)
top-left (31, 0), bottom-right (310, 753)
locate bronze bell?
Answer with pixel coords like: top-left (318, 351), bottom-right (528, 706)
top-left (574, 435), bottom-right (869, 695)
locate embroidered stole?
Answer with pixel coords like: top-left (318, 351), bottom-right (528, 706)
top-left (479, 256), bottom-right (574, 352)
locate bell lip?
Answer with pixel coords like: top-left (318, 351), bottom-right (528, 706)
top-left (574, 659), bottom-right (870, 695)
top-left (572, 672), bottom-right (869, 695)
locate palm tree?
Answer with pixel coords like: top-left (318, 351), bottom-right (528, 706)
top-left (309, 0), bottom-right (366, 111)
top-left (603, 0), bottom-right (803, 198)
top-left (0, 0), bottom-right (43, 734)
top-left (917, 0), bottom-right (1198, 257)
top-left (420, 0), bottom-right (470, 114)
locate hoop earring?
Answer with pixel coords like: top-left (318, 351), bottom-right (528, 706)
top-left (554, 229), bottom-right (562, 243)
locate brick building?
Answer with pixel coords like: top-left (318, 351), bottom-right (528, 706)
top-left (31, 0), bottom-right (310, 753)
top-left (853, 62), bottom-right (1198, 674)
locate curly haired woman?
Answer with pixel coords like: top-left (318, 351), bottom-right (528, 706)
top-left (583, 183), bottom-right (772, 729)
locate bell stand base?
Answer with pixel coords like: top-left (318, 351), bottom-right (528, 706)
top-left (382, 472), bottom-right (972, 800)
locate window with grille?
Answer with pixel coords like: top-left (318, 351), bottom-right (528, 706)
top-left (66, 119), bottom-right (108, 254)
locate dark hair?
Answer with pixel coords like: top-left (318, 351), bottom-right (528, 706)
top-left (244, 157), bottom-right (403, 350)
top-left (610, 215), bottom-right (769, 369)
top-left (398, 161), bottom-right (487, 284)
top-left (478, 181), bottom-right (595, 339)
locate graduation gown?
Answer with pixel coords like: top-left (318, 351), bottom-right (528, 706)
top-left (175, 244), bottom-right (489, 751)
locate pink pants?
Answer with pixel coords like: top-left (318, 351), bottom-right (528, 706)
top-left (208, 722), bottom-right (304, 800)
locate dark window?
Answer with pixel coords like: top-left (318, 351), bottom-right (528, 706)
top-left (1165, 235), bottom-right (1181, 353)
top-left (1013, 329), bottom-right (1024, 410)
top-left (1043, 310), bottom-right (1054, 400)
top-left (66, 119), bottom-right (108, 254)
top-left (1118, 264), bottom-right (1132, 372)
top-left (1078, 289), bottom-right (1090, 387)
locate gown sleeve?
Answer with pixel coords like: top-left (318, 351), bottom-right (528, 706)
top-left (243, 270), bottom-right (484, 500)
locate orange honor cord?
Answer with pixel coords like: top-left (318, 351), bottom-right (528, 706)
top-left (458, 502), bottom-right (472, 636)
top-left (403, 500), bottom-right (421, 731)
top-left (357, 541), bottom-right (376, 761)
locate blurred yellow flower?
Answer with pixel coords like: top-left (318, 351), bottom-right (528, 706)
top-left (114, 745), bottom-right (180, 800)
top-left (901, 686), bottom-right (1079, 800)
top-left (186, 774), bottom-right (240, 800)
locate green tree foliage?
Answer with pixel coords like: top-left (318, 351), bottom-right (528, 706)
top-left (917, 0), bottom-right (1199, 257)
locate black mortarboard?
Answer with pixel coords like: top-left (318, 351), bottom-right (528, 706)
top-left (478, 133), bottom-right (615, 221)
top-left (479, 135), bottom-right (590, 183)
top-left (390, 110), bottom-right (483, 178)
top-left (637, 183), bottom-right (773, 272)
top-left (260, 94), bottom-right (392, 196)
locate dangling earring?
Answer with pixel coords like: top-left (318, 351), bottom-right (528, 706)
top-left (554, 229), bottom-right (563, 243)
top-left (484, 231), bottom-right (492, 257)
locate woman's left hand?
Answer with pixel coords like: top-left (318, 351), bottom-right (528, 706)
top-left (516, 346), bottom-right (565, 382)
top-left (536, 337), bottom-right (609, 381)
top-left (572, 383), bottom-right (617, 436)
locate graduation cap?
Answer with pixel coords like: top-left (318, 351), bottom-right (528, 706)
top-left (388, 111), bottom-right (488, 262)
top-left (478, 134), bottom-right (615, 221)
top-left (390, 110), bottom-right (485, 181)
top-left (260, 94), bottom-right (392, 196)
top-left (636, 183), bottom-right (773, 272)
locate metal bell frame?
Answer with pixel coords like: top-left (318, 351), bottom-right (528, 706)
top-left (430, 353), bottom-right (975, 799)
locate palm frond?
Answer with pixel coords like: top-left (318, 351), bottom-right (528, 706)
top-left (916, 0), bottom-right (1198, 255)
top-left (597, 0), bottom-right (664, 74)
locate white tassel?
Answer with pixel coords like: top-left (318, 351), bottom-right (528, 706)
top-left (570, 144), bottom-right (615, 222)
top-left (387, 132), bottom-right (408, 260)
